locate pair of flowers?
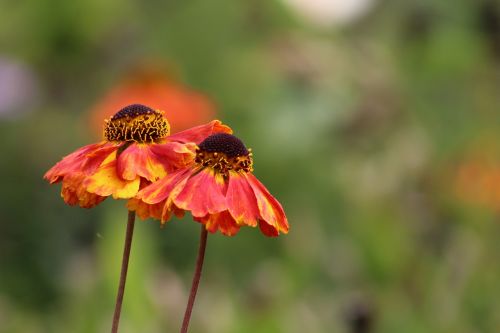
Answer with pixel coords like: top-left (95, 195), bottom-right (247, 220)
top-left (44, 104), bottom-right (289, 236)
top-left (45, 103), bottom-right (288, 332)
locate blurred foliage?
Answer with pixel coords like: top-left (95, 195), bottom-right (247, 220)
top-left (1, 0), bottom-right (500, 332)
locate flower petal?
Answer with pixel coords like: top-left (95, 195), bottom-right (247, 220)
top-left (173, 168), bottom-right (227, 217)
top-left (168, 120), bottom-right (232, 144)
top-left (160, 203), bottom-right (185, 224)
top-left (138, 167), bottom-right (193, 204)
top-left (258, 220), bottom-right (280, 237)
top-left (149, 141), bottom-right (197, 172)
top-left (84, 152), bottom-right (140, 199)
top-left (116, 144), bottom-right (168, 182)
top-left (127, 198), bottom-right (163, 221)
top-left (81, 143), bottom-right (122, 175)
top-left (61, 173), bottom-right (107, 208)
top-left (197, 211), bottom-right (240, 236)
top-left (246, 174), bottom-right (289, 236)
top-left (226, 171), bottom-right (259, 227)
top-left (44, 141), bottom-right (112, 183)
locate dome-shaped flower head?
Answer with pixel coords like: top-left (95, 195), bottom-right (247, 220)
top-left (44, 104), bottom-right (231, 208)
top-left (136, 133), bottom-right (289, 237)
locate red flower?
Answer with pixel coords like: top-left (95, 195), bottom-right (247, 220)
top-left (44, 104), bottom-right (231, 208)
top-left (134, 133), bottom-right (289, 237)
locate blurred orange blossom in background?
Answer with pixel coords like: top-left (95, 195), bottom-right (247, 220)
top-left (453, 137), bottom-right (500, 211)
top-left (89, 61), bottom-right (215, 137)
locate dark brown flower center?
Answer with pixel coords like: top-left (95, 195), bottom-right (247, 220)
top-left (104, 104), bottom-right (170, 143)
top-left (196, 133), bottom-right (253, 176)
top-left (198, 133), bottom-right (249, 157)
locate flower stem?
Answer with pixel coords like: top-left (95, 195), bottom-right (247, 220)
top-left (111, 210), bottom-right (136, 333)
top-left (180, 225), bottom-right (208, 333)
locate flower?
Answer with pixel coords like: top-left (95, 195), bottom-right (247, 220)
top-left (135, 133), bottom-right (289, 237)
top-left (89, 64), bottom-right (215, 138)
top-left (454, 157), bottom-right (500, 211)
top-left (44, 104), bottom-right (231, 208)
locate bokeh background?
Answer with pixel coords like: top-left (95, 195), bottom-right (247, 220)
top-left (1, 0), bottom-right (500, 332)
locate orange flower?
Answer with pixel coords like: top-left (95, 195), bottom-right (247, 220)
top-left (454, 159), bottom-right (500, 210)
top-left (44, 104), bottom-right (231, 208)
top-left (89, 65), bottom-right (215, 137)
top-left (134, 133), bottom-right (289, 237)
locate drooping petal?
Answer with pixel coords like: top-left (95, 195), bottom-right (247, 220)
top-left (149, 141), bottom-right (197, 173)
top-left (116, 143), bottom-right (168, 182)
top-left (60, 181), bottom-right (80, 206)
top-left (258, 220), bottom-right (279, 237)
top-left (44, 141), bottom-right (113, 183)
top-left (173, 168), bottom-right (227, 217)
top-left (167, 120), bottom-right (232, 144)
top-left (138, 167), bottom-right (193, 204)
top-left (84, 152), bottom-right (140, 199)
top-left (160, 203), bottom-right (186, 224)
top-left (81, 142), bottom-right (122, 175)
top-left (246, 173), bottom-right (289, 236)
top-left (127, 198), bottom-right (163, 221)
top-left (61, 173), bottom-right (107, 208)
top-left (226, 171), bottom-right (259, 227)
top-left (197, 211), bottom-right (241, 236)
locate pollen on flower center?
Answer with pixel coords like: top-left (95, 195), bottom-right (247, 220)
top-left (196, 133), bottom-right (253, 176)
top-left (104, 104), bottom-right (170, 143)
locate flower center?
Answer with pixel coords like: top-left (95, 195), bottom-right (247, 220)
top-left (196, 133), bottom-right (253, 176)
top-left (104, 104), bottom-right (170, 143)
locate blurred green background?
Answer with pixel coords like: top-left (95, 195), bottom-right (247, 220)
top-left (1, 0), bottom-right (500, 332)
